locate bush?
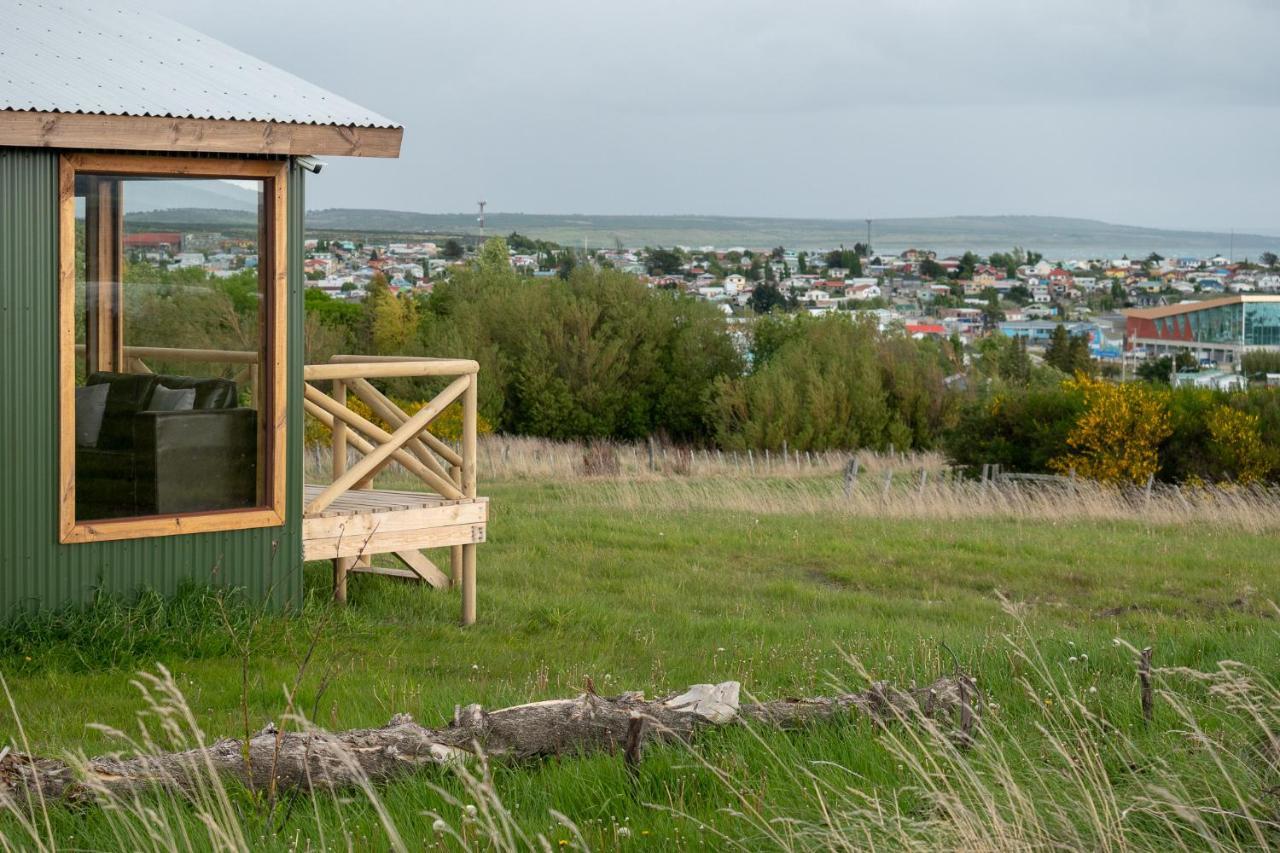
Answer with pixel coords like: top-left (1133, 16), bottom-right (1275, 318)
top-left (711, 314), bottom-right (957, 452)
top-left (946, 380), bottom-right (1280, 484)
top-left (1048, 375), bottom-right (1171, 484)
top-left (944, 385), bottom-right (1084, 476)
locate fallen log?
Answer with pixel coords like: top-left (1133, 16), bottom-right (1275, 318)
top-left (0, 674), bottom-right (976, 805)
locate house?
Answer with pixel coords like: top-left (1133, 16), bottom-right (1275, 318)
top-left (0, 5), bottom-right (486, 624)
top-left (844, 283), bottom-right (881, 301)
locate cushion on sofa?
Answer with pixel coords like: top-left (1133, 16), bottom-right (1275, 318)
top-left (74, 382), bottom-right (110, 447)
top-left (148, 385), bottom-right (196, 411)
top-left (86, 372), bottom-right (160, 449)
top-left (154, 375), bottom-right (239, 409)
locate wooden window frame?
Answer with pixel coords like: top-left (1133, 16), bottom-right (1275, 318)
top-left (58, 153), bottom-right (288, 544)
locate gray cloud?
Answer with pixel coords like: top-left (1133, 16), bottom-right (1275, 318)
top-left (134, 0), bottom-right (1280, 232)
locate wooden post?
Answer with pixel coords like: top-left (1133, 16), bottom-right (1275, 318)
top-left (461, 374), bottom-right (478, 627)
top-left (1139, 647), bottom-right (1154, 723)
top-left (331, 379), bottom-right (348, 596)
top-left (843, 458), bottom-right (860, 498)
top-left (333, 556), bottom-right (353, 605)
top-left (83, 176), bottom-right (124, 375)
top-left (331, 380), bottom-right (348, 481)
top-left (450, 463), bottom-right (463, 588)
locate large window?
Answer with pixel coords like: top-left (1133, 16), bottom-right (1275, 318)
top-left (59, 154), bottom-right (287, 543)
top-left (1244, 302), bottom-right (1280, 347)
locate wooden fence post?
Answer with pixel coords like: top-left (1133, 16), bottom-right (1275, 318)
top-left (1139, 646), bottom-right (1154, 723)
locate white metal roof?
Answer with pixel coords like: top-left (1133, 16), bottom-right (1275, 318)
top-left (0, 1), bottom-right (400, 128)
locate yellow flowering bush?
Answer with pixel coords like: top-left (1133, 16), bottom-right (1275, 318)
top-left (1049, 374), bottom-right (1172, 484)
top-left (1205, 405), bottom-right (1270, 484)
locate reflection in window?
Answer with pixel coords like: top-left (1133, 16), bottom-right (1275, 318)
top-left (1245, 302), bottom-right (1280, 347)
top-left (73, 176), bottom-right (266, 521)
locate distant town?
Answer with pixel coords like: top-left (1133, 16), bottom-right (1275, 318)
top-left (123, 227), bottom-right (1280, 386)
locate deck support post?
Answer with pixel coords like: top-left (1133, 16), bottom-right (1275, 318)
top-left (333, 556), bottom-right (353, 604)
top-left (450, 463), bottom-right (463, 589)
top-left (461, 375), bottom-right (478, 626)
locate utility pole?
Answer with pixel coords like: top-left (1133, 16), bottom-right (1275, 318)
top-left (865, 219), bottom-right (873, 255)
top-left (477, 200), bottom-right (487, 235)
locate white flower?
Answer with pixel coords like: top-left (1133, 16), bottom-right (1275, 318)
top-left (1089, 686), bottom-right (1098, 694)
top-left (616, 827), bottom-right (632, 838)
top-left (464, 804), bottom-right (478, 818)
top-left (432, 818), bottom-right (449, 833)
top-left (1068, 656), bottom-right (1078, 663)
top-left (1080, 653), bottom-right (1088, 661)
top-left (716, 647), bottom-right (726, 653)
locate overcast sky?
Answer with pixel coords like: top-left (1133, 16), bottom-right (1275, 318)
top-left (135, 0), bottom-right (1280, 233)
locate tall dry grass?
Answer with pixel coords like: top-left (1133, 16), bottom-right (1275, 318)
top-left (305, 435), bottom-right (944, 486)
top-left (564, 474), bottom-right (1280, 532)
top-left (306, 434), bottom-right (1280, 530)
top-left (697, 600), bottom-right (1280, 852)
top-left (6, 624), bottom-right (1280, 851)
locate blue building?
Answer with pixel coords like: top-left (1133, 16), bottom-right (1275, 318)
top-left (998, 321), bottom-right (1108, 354)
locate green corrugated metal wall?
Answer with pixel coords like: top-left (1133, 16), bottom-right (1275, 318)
top-left (0, 149), bottom-right (305, 613)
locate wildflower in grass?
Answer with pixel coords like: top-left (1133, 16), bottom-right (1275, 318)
top-left (616, 827), bottom-right (632, 838)
top-left (432, 818), bottom-right (448, 833)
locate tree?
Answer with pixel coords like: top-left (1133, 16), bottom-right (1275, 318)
top-left (748, 282), bottom-right (791, 314)
top-left (797, 252), bottom-right (808, 274)
top-left (981, 288), bottom-right (1005, 327)
top-left (824, 248), bottom-right (862, 277)
top-left (919, 258), bottom-right (945, 280)
top-left (958, 251), bottom-right (978, 280)
top-left (1043, 324), bottom-right (1093, 375)
top-left (645, 246), bottom-right (683, 275)
top-left (1043, 324), bottom-right (1072, 372)
top-left (364, 273), bottom-right (417, 355)
top-left (1261, 251), bottom-right (1278, 270)
top-left (441, 239), bottom-right (465, 260)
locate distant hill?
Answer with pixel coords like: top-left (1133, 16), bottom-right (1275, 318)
top-left (123, 180), bottom-right (258, 215)
top-left (128, 207), bottom-right (1280, 259)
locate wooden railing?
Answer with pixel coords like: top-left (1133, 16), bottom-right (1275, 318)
top-left (75, 343), bottom-right (261, 407)
top-left (300, 355), bottom-right (479, 514)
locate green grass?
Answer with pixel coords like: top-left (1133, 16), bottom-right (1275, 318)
top-left (3, 479), bottom-right (1280, 850)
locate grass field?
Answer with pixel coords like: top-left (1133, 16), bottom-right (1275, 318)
top-left (3, 469), bottom-right (1280, 850)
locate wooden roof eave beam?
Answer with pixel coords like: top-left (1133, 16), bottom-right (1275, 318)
top-left (0, 111), bottom-right (402, 158)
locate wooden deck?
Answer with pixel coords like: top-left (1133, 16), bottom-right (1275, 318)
top-left (301, 485), bottom-right (487, 562)
top-left (301, 355), bottom-right (482, 622)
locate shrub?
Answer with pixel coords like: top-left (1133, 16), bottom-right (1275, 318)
top-left (1205, 404), bottom-right (1273, 484)
top-left (1049, 374), bottom-right (1171, 484)
top-left (712, 314), bottom-right (956, 452)
top-left (943, 385), bottom-right (1084, 476)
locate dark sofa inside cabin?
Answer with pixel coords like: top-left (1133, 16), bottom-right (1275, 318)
top-left (75, 372), bottom-right (258, 521)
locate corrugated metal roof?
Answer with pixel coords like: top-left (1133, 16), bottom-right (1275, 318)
top-left (0, 2), bottom-right (399, 128)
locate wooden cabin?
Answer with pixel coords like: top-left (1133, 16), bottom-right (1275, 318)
top-left (0, 5), bottom-right (485, 623)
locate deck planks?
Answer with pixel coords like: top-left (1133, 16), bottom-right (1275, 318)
top-left (301, 485), bottom-right (487, 561)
